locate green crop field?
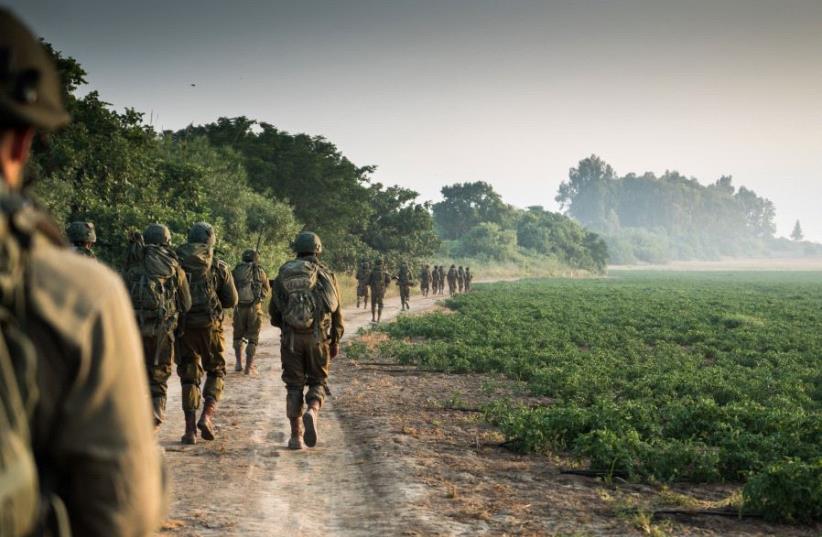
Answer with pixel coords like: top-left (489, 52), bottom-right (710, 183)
top-left (361, 272), bottom-right (822, 523)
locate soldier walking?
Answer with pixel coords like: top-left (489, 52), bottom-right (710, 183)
top-left (447, 264), bottom-right (458, 296)
top-left (368, 258), bottom-right (392, 322)
top-left (420, 264), bottom-right (431, 297)
top-left (67, 221), bottom-right (97, 258)
top-left (465, 266), bottom-right (473, 292)
top-left (176, 222), bottom-right (238, 444)
top-left (438, 265), bottom-right (446, 295)
top-left (232, 249), bottom-right (271, 374)
top-left (355, 257), bottom-right (370, 309)
top-left (269, 232), bottom-right (343, 449)
top-left (0, 9), bottom-right (166, 535)
top-left (458, 265), bottom-right (466, 293)
top-left (396, 261), bottom-right (414, 310)
top-left (123, 223), bottom-right (192, 429)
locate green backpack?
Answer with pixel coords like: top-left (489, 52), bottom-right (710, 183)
top-left (178, 243), bottom-right (222, 326)
top-left (234, 262), bottom-right (263, 306)
top-left (125, 242), bottom-right (180, 336)
top-left (277, 259), bottom-right (339, 331)
top-left (0, 199), bottom-right (40, 537)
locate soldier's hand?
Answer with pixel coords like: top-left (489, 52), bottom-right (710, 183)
top-left (330, 342), bottom-right (339, 359)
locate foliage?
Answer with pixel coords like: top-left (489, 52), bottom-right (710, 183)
top-left (791, 220), bottom-right (804, 241)
top-left (432, 181), bottom-right (516, 240)
top-left (555, 155), bottom-right (807, 263)
top-left (369, 272), bottom-right (822, 522)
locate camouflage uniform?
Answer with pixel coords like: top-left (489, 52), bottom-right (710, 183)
top-left (447, 265), bottom-right (458, 296)
top-left (176, 223), bottom-right (238, 443)
top-left (368, 259), bottom-right (392, 322)
top-left (355, 259), bottom-right (370, 309)
top-left (0, 9), bottom-right (166, 535)
top-left (420, 264), bottom-right (431, 297)
top-left (232, 250), bottom-right (271, 374)
top-left (66, 221), bottom-right (96, 258)
top-left (127, 223), bottom-right (192, 428)
top-left (438, 265), bottom-right (446, 295)
top-left (457, 266), bottom-right (466, 293)
top-left (269, 232), bottom-right (344, 449)
top-left (397, 262), bottom-right (414, 310)
top-left (465, 266), bottom-right (473, 292)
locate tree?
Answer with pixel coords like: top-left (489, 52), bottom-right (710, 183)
top-left (556, 155), bottom-right (616, 230)
top-left (791, 220), bottom-right (804, 241)
top-left (432, 181), bottom-right (515, 240)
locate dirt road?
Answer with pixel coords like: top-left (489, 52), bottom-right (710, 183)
top-left (158, 290), bottom-right (462, 537)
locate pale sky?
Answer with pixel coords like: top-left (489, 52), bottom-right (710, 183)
top-left (9, 0), bottom-right (822, 240)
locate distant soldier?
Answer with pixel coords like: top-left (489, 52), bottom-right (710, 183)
top-left (396, 261), bottom-right (414, 310)
top-left (124, 223), bottom-right (192, 429)
top-left (176, 222), bottom-right (238, 444)
top-left (420, 264), bottom-right (432, 297)
top-left (457, 266), bottom-right (466, 293)
top-left (355, 258), bottom-right (370, 309)
top-left (368, 257), bottom-right (392, 323)
top-left (465, 266), bottom-right (473, 292)
top-left (438, 265), bottom-right (446, 295)
top-left (0, 9), bottom-right (166, 535)
top-left (232, 249), bottom-right (271, 374)
top-left (447, 264), bottom-right (458, 296)
top-left (269, 232), bottom-right (343, 450)
top-left (67, 220), bottom-right (97, 258)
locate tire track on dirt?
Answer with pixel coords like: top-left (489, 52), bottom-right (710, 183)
top-left (158, 291), bottom-right (469, 537)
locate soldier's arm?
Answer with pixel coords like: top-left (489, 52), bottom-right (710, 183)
top-left (329, 274), bottom-right (344, 345)
top-left (217, 260), bottom-right (239, 309)
top-left (177, 265), bottom-right (192, 313)
top-left (260, 268), bottom-right (272, 299)
top-left (268, 278), bottom-right (284, 327)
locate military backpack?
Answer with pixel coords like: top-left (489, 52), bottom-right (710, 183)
top-left (178, 243), bottom-right (223, 327)
top-left (234, 262), bottom-right (264, 306)
top-left (124, 238), bottom-right (180, 337)
top-left (277, 258), bottom-right (339, 331)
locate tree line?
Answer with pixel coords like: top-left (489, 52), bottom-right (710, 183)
top-left (27, 45), bottom-right (608, 274)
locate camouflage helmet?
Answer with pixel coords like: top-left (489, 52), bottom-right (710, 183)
top-left (66, 221), bottom-right (95, 243)
top-left (143, 223), bottom-right (171, 246)
top-left (242, 249), bottom-right (259, 263)
top-left (374, 257), bottom-right (383, 266)
top-left (292, 231), bottom-right (322, 255)
top-left (188, 222), bottom-right (215, 246)
top-left (0, 9), bottom-right (70, 129)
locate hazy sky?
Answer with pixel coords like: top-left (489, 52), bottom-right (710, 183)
top-left (10, 0), bottom-right (822, 240)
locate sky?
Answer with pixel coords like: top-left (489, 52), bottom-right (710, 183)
top-left (9, 0), bottom-right (822, 240)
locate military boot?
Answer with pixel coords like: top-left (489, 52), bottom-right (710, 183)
top-left (288, 417), bottom-right (304, 450)
top-left (197, 397), bottom-right (218, 441)
top-left (371, 305), bottom-right (376, 323)
top-left (234, 341), bottom-right (244, 372)
top-left (244, 343), bottom-right (257, 375)
top-left (181, 411), bottom-right (197, 444)
top-left (302, 400), bottom-right (321, 448)
top-left (152, 397), bottom-right (166, 429)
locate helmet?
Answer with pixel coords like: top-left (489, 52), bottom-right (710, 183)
top-left (242, 249), bottom-right (258, 263)
top-left (188, 222), bottom-right (215, 246)
top-left (143, 223), bottom-right (171, 246)
top-left (0, 9), bottom-right (70, 129)
top-left (374, 257), bottom-right (383, 266)
top-left (66, 221), bottom-right (95, 243)
top-left (292, 231), bottom-right (322, 255)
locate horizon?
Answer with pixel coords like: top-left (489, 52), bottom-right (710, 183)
top-left (9, 0), bottom-right (822, 241)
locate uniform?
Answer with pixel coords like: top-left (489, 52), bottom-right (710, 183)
top-left (232, 249), bottom-right (271, 374)
top-left (269, 232), bottom-right (344, 449)
top-left (397, 262), bottom-right (414, 310)
top-left (457, 266), bottom-right (466, 293)
top-left (420, 264), bottom-right (431, 297)
top-left (355, 259), bottom-right (370, 309)
top-left (438, 266), bottom-right (446, 295)
top-left (447, 265), bottom-right (458, 296)
top-left (176, 223), bottom-right (238, 443)
top-left (368, 260), bottom-right (392, 322)
top-left (0, 9), bottom-right (165, 536)
top-left (66, 221), bottom-right (96, 258)
top-left (465, 267), bottom-right (473, 292)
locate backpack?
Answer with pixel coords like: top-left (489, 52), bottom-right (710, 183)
top-left (370, 267), bottom-right (387, 294)
top-left (125, 242), bottom-right (179, 336)
top-left (0, 199), bottom-right (41, 537)
top-left (278, 258), bottom-right (339, 331)
top-left (234, 262), bottom-right (263, 306)
top-left (178, 243), bottom-right (223, 326)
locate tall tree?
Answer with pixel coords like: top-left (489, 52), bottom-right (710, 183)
top-left (432, 181), bottom-right (515, 240)
top-left (791, 220), bottom-right (804, 241)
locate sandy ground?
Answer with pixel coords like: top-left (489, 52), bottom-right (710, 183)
top-left (157, 283), bottom-right (821, 537)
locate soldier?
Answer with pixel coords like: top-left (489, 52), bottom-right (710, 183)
top-left (368, 257), bottom-right (392, 323)
top-left (0, 9), bottom-right (165, 535)
top-left (438, 265), bottom-right (446, 295)
top-left (396, 261), bottom-right (414, 310)
top-left (420, 263), bottom-right (431, 297)
top-left (355, 257), bottom-right (370, 309)
top-left (67, 220), bottom-right (96, 257)
top-left (232, 249), bottom-right (271, 374)
top-left (447, 264), bottom-right (458, 296)
top-left (123, 223), bottom-right (192, 429)
top-left (465, 266), bottom-right (473, 292)
top-left (269, 232), bottom-right (343, 449)
top-left (176, 222), bottom-right (238, 444)
top-left (458, 265), bottom-right (466, 293)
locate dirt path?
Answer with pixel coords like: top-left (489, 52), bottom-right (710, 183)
top-left (158, 289), bottom-right (460, 537)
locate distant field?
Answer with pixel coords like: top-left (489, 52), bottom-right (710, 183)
top-left (610, 257), bottom-right (822, 271)
top-left (360, 272), bottom-right (822, 523)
